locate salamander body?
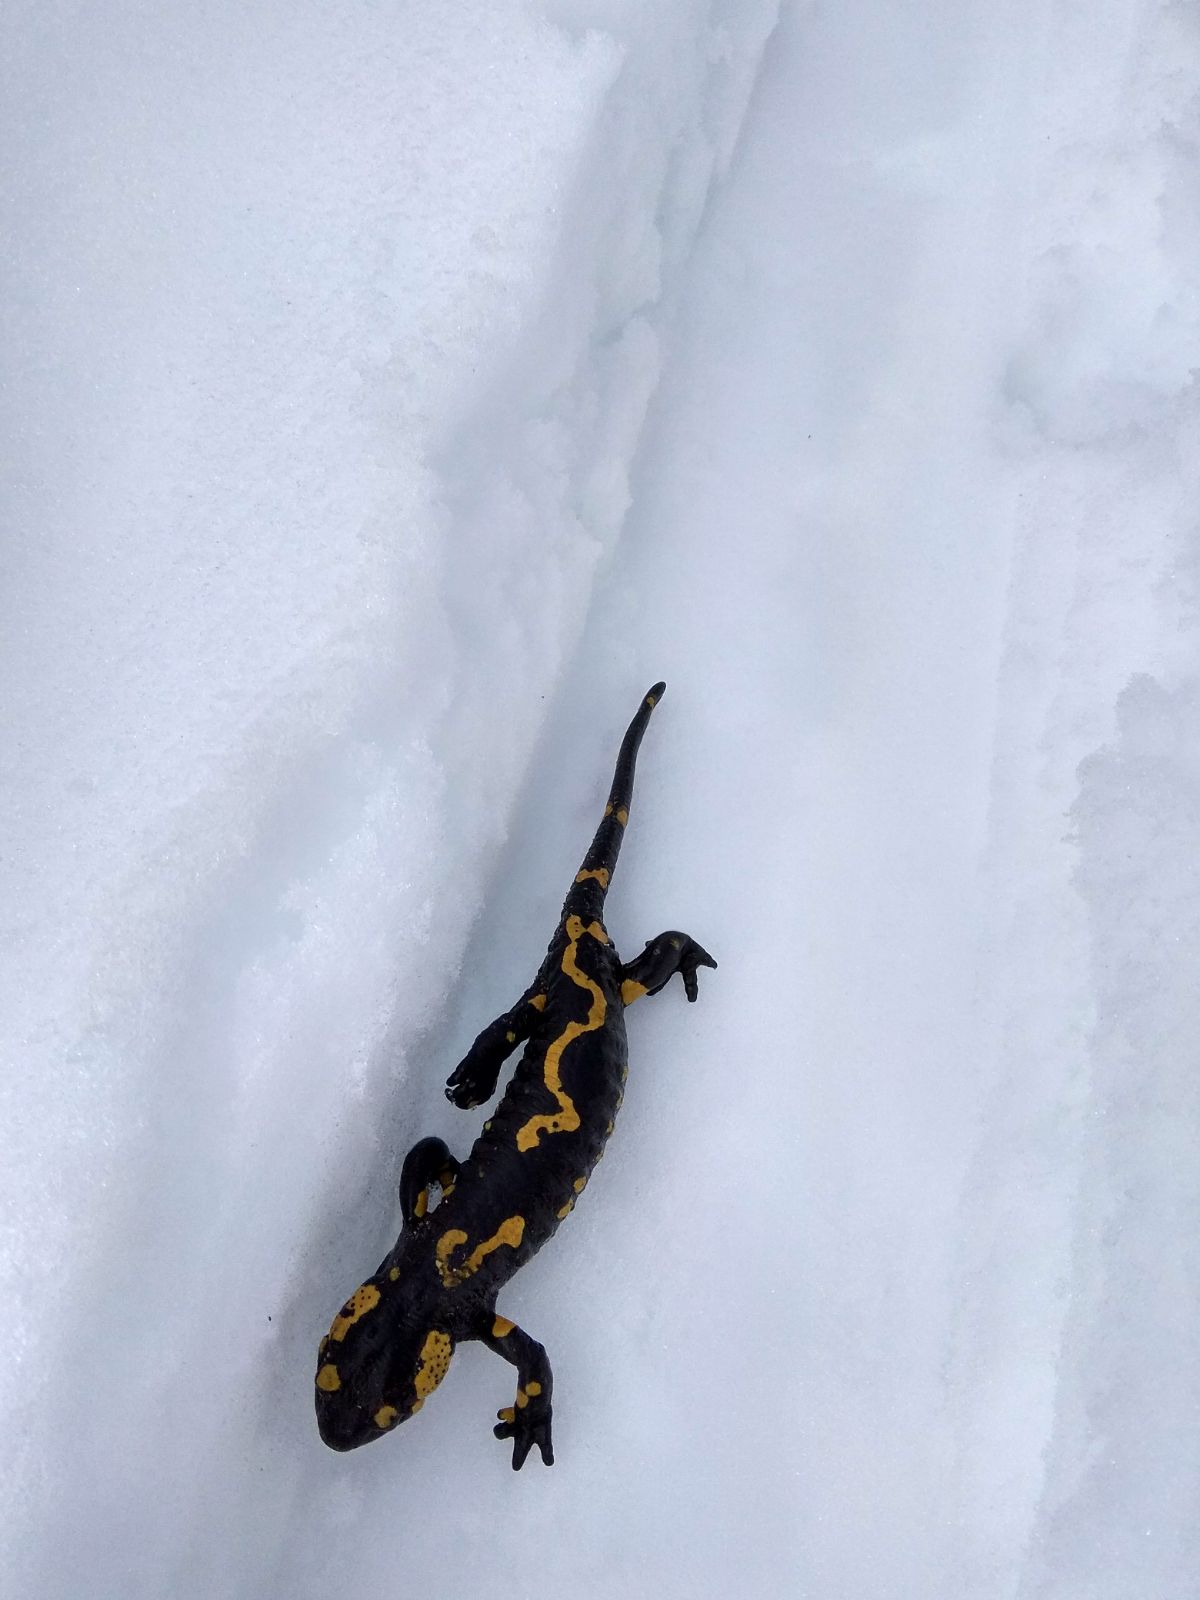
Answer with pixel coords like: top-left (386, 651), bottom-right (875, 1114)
top-left (315, 683), bottom-right (715, 1468)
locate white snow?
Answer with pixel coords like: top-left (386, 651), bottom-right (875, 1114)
top-left (2, 1), bottom-right (1198, 1596)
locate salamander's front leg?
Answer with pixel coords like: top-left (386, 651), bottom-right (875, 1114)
top-left (445, 981), bottom-right (549, 1108)
top-left (620, 931), bottom-right (717, 1005)
top-left (475, 1309), bottom-right (554, 1469)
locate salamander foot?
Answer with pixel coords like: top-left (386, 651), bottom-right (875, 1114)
top-left (494, 1390), bottom-right (554, 1470)
top-left (620, 931), bottom-right (718, 1005)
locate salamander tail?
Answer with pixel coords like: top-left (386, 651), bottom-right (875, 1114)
top-left (562, 682), bottom-right (665, 920)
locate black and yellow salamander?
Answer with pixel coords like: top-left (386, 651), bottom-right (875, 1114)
top-left (315, 682), bottom-right (716, 1468)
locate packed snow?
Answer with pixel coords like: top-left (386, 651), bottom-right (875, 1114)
top-left (2, 1), bottom-right (1198, 1596)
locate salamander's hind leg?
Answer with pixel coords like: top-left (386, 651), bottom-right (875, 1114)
top-left (445, 979), bottom-right (550, 1109)
top-left (473, 1309), bottom-right (554, 1469)
top-left (620, 931), bottom-right (717, 1005)
top-left (398, 1136), bottom-right (459, 1224)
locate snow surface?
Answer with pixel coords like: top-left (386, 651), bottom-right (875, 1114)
top-left (3, 1), bottom-right (1199, 1596)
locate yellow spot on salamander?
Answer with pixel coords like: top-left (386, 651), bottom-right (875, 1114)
top-left (414, 1188), bottom-right (429, 1218)
top-left (498, 1406), bottom-right (515, 1424)
top-left (389, 1266), bottom-right (401, 1282)
top-left (574, 867), bottom-right (610, 888)
top-left (516, 1387), bottom-right (529, 1409)
top-left (616, 806), bottom-right (629, 826)
top-left (573, 1176), bottom-right (588, 1193)
top-left (646, 693), bottom-right (657, 707)
top-left (435, 1229), bottom-right (468, 1279)
top-left (316, 1364), bottom-right (341, 1392)
top-left (516, 916), bottom-right (609, 1152)
top-left (526, 1381), bottom-right (542, 1397)
top-left (506, 1030), bottom-right (516, 1043)
top-left (556, 1200), bottom-right (574, 1220)
top-left (492, 1315), bottom-right (515, 1339)
top-left (375, 1406), bottom-right (398, 1429)
top-left (621, 978), bottom-right (648, 1005)
top-left (328, 1283), bottom-right (381, 1342)
top-left (411, 1398), bottom-right (424, 1413)
top-left (414, 1329), bottom-right (453, 1399)
top-left (435, 1216), bottom-right (526, 1289)
top-left (603, 802), bottom-right (613, 818)
top-left (529, 993), bottom-right (547, 1011)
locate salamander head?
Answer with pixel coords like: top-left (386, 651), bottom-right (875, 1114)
top-left (314, 1275), bottom-right (455, 1452)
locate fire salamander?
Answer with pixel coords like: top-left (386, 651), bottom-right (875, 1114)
top-left (315, 682), bottom-right (716, 1469)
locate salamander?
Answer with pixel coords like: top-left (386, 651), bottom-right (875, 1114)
top-left (314, 682), bottom-right (716, 1468)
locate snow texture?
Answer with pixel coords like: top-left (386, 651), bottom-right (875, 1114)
top-left (2, 1), bottom-right (1198, 1596)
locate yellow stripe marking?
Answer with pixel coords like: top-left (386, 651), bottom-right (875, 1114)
top-left (328, 1283), bottom-right (380, 1342)
top-left (516, 916), bottom-right (608, 1152)
top-left (435, 1215), bottom-right (526, 1289)
top-left (574, 867), bottom-right (610, 888)
top-left (414, 1188), bottom-right (429, 1218)
top-left (621, 978), bottom-right (648, 1005)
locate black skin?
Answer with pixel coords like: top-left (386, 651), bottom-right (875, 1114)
top-left (314, 683), bottom-right (716, 1468)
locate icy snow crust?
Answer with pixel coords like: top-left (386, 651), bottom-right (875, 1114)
top-left (2, 1), bottom-right (1198, 1596)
